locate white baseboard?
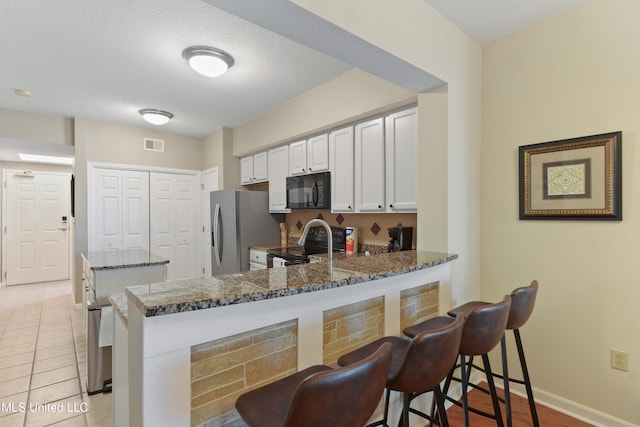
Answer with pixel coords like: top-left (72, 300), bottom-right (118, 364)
top-left (447, 364), bottom-right (638, 427)
top-left (497, 381), bottom-right (639, 427)
top-left (512, 384), bottom-right (638, 427)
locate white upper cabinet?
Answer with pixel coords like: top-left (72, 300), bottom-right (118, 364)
top-left (241, 151), bottom-right (268, 185)
top-left (268, 145), bottom-right (291, 213)
top-left (253, 151), bottom-right (268, 181)
top-left (241, 107), bottom-right (416, 215)
top-left (240, 156), bottom-right (253, 184)
top-left (288, 140), bottom-right (307, 175)
top-left (385, 107), bottom-right (418, 212)
top-left (289, 135), bottom-right (329, 176)
top-left (306, 134), bottom-right (329, 173)
top-left (354, 117), bottom-right (386, 212)
top-left (329, 126), bottom-right (355, 213)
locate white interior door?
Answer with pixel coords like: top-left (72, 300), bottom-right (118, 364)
top-left (5, 171), bottom-right (70, 285)
top-left (150, 172), bottom-right (199, 280)
top-left (201, 168), bottom-right (219, 277)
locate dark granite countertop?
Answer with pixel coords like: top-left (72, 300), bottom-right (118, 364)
top-left (82, 249), bottom-right (169, 270)
top-left (123, 250), bottom-right (457, 319)
top-left (109, 292), bottom-right (129, 326)
top-left (248, 242), bottom-right (282, 251)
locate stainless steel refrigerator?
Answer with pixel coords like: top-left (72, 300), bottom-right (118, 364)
top-left (211, 190), bottom-right (283, 275)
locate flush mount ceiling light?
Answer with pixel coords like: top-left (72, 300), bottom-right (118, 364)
top-left (182, 46), bottom-right (234, 77)
top-left (138, 109), bottom-right (173, 125)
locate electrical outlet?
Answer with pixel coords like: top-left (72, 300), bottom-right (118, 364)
top-left (611, 349), bottom-right (629, 371)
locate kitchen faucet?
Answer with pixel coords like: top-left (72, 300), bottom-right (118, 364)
top-left (298, 219), bottom-right (333, 263)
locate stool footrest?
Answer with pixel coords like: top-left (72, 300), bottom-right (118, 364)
top-left (443, 393), bottom-right (501, 421)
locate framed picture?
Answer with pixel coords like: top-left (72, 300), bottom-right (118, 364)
top-left (519, 131), bottom-right (622, 220)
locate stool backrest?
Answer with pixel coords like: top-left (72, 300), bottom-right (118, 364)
top-left (393, 314), bottom-right (465, 393)
top-left (507, 280), bottom-right (539, 330)
top-left (284, 342), bottom-right (392, 427)
top-left (460, 294), bottom-right (511, 356)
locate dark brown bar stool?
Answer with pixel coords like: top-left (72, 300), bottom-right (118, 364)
top-left (447, 280), bottom-right (540, 427)
top-left (337, 315), bottom-right (465, 427)
top-left (235, 342), bottom-right (392, 427)
top-left (404, 294), bottom-right (512, 427)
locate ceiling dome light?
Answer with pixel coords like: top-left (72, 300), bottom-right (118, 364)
top-left (182, 46), bottom-right (234, 77)
top-left (138, 109), bottom-right (173, 125)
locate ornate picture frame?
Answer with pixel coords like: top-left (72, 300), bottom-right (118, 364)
top-left (519, 131), bottom-right (622, 220)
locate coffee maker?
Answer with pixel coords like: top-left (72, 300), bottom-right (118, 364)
top-left (387, 226), bottom-right (413, 252)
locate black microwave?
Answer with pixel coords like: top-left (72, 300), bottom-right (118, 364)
top-left (286, 171), bottom-right (331, 209)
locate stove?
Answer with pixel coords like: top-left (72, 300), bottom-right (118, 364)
top-left (267, 226), bottom-right (346, 267)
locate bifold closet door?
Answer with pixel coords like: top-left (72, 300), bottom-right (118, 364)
top-left (149, 173), bottom-right (199, 280)
top-left (89, 168), bottom-right (149, 252)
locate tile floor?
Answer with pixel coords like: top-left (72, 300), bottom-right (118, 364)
top-left (0, 281), bottom-right (112, 426)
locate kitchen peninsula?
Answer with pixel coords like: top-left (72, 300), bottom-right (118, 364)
top-left (112, 250), bottom-right (457, 426)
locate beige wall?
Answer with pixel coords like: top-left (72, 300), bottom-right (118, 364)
top-left (482, 1), bottom-right (638, 424)
top-left (0, 108), bottom-right (72, 146)
top-left (76, 118), bottom-right (202, 169)
top-left (202, 127), bottom-right (240, 189)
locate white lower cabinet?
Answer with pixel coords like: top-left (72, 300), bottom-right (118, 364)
top-left (249, 249), bottom-right (267, 270)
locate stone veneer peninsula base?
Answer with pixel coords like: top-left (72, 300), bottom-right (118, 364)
top-left (114, 251), bottom-right (456, 427)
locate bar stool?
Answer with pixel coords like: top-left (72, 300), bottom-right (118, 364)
top-left (235, 342), bottom-right (392, 427)
top-left (447, 280), bottom-right (540, 427)
top-left (404, 295), bottom-right (512, 427)
top-left (337, 315), bottom-right (465, 427)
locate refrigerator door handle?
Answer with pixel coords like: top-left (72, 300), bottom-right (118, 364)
top-left (213, 203), bottom-right (222, 266)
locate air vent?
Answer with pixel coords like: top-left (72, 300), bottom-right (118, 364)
top-left (143, 138), bottom-right (164, 152)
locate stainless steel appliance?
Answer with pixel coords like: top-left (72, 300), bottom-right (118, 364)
top-left (84, 270), bottom-right (113, 395)
top-left (211, 190), bottom-right (283, 274)
top-left (267, 226), bottom-right (346, 266)
top-left (387, 226), bottom-right (413, 252)
top-left (87, 300), bottom-right (112, 395)
top-left (286, 171), bottom-right (331, 209)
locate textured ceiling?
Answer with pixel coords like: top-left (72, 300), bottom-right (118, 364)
top-left (0, 0), bottom-right (594, 162)
top-left (0, 0), bottom-right (351, 141)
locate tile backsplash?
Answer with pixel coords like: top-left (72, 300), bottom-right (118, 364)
top-left (284, 210), bottom-right (417, 251)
